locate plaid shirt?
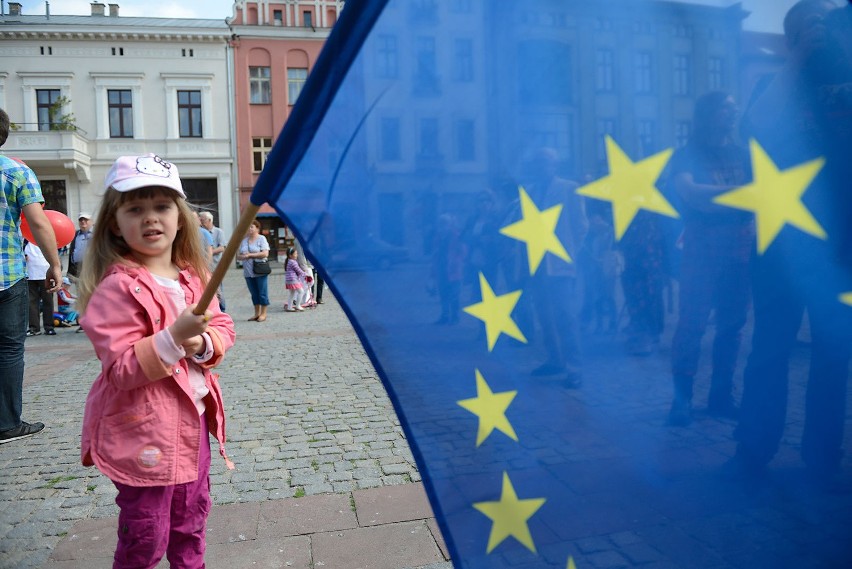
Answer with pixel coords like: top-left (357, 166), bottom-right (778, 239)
top-left (1, 155), bottom-right (44, 290)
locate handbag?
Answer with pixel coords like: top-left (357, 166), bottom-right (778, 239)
top-left (253, 258), bottom-right (271, 275)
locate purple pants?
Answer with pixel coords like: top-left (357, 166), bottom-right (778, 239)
top-left (112, 415), bottom-right (211, 569)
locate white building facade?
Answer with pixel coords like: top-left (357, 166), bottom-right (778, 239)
top-left (0, 2), bottom-right (237, 232)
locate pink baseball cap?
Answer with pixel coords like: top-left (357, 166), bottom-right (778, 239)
top-left (104, 153), bottom-right (185, 198)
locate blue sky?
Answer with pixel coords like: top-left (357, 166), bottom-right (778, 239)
top-left (9, 0), bottom-right (802, 32)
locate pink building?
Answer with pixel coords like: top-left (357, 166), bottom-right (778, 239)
top-left (228, 0), bottom-right (343, 256)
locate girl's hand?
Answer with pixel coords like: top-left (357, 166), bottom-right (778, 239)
top-left (182, 335), bottom-right (205, 356)
top-left (169, 304), bottom-right (211, 345)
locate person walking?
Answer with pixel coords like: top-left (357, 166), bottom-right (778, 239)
top-left (199, 211), bottom-right (227, 311)
top-left (666, 91), bottom-right (754, 426)
top-left (283, 246), bottom-right (311, 311)
top-left (76, 153), bottom-right (236, 568)
top-left (0, 108), bottom-right (61, 444)
top-left (728, 0), bottom-right (852, 486)
top-left (237, 219), bottom-right (270, 322)
top-left (24, 242), bottom-right (57, 336)
top-left (67, 211), bottom-right (93, 281)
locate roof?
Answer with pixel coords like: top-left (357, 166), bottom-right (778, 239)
top-left (0, 14), bottom-right (228, 30)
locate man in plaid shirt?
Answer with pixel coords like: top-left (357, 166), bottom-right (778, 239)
top-left (0, 108), bottom-right (62, 444)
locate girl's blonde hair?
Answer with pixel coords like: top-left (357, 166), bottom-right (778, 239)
top-left (76, 186), bottom-right (209, 313)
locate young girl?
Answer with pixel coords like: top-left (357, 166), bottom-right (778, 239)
top-left (283, 247), bottom-right (311, 311)
top-left (76, 154), bottom-right (235, 568)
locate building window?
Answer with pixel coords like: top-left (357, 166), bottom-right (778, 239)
top-left (453, 38), bottom-right (474, 82)
top-left (414, 36), bottom-right (439, 95)
top-left (249, 66), bottom-right (271, 104)
top-left (178, 90), bottom-right (202, 138)
top-left (375, 35), bottom-right (398, 79)
top-left (596, 49), bottom-right (615, 92)
top-left (675, 121), bottom-right (690, 148)
top-left (253, 137), bottom-right (273, 172)
top-left (636, 119), bottom-right (656, 156)
top-left (418, 118), bottom-right (440, 158)
top-left (455, 119), bottom-right (475, 161)
top-left (303, 10), bottom-right (313, 27)
top-left (673, 54), bottom-right (691, 96)
top-left (287, 68), bottom-right (308, 105)
top-left (107, 89), bottom-right (133, 138)
top-left (273, 10), bottom-right (283, 25)
top-left (634, 52), bottom-right (652, 93)
top-left (708, 57), bottom-right (724, 90)
top-left (380, 117), bottom-right (401, 161)
top-left (36, 89), bottom-right (62, 131)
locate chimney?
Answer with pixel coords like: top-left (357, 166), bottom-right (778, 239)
top-left (90, 2), bottom-right (105, 16)
top-left (108, 3), bottom-right (118, 17)
top-left (8, 2), bottom-right (22, 15)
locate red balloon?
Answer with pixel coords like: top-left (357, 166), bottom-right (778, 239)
top-left (21, 210), bottom-right (77, 248)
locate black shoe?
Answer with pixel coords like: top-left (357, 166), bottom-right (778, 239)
top-left (26, 330), bottom-right (42, 337)
top-left (0, 421), bottom-right (45, 444)
top-left (76, 327), bottom-right (85, 333)
top-left (45, 329), bottom-right (57, 336)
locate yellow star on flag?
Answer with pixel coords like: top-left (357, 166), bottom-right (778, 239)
top-left (576, 135), bottom-right (677, 240)
top-left (567, 556), bottom-right (577, 569)
top-left (463, 273), bottom-right (527, 351)
top-left (713, 139), bottom-right (826, 254)
top-left (500, 186), bottom-right (571, 275)
top-left (457, 370), bottom-right (519, 447)
top-left (840, 292), bottom-right (852, 307)
top-left (473, 472), bottom-right (546, 554)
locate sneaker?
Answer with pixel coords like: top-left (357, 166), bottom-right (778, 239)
top-left (0, 421), bottom-right (45, 444)
top-left (76, 326), bottom-right (85, 333)
top-left (26, 330), bottom-right (42, 337)
top-left (295, 306), bottom-right (305, 312)
top-left (45, 330), bottom-right (57, 336)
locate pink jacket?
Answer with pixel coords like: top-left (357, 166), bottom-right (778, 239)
top-left (80, 262), bottom-right (235, 487)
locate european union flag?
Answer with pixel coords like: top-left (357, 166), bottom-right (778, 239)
top-left (253, 1), bottom-right (852, 567)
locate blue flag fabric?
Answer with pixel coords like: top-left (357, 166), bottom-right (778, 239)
top-left (253, 1), bottom-right (852, 567)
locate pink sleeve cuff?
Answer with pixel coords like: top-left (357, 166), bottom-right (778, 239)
top-left (154, 329), bottom-right (186, 366)
top-left (192, 333), bottom-right (214, 363)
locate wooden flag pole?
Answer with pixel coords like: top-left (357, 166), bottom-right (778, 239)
top-left (193, 202), bottom-right (262, 316)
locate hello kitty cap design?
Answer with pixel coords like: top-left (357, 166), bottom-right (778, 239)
top-left (104, 153), bottom-right (185, 198)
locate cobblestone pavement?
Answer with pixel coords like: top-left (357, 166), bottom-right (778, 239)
top-left (0, 267), bottom-right (422, 569)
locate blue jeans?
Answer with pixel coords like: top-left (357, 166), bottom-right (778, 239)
top-left (245, 276), bottom-right (269, 306)
top-left (0, 279), bottom-right (28, 431)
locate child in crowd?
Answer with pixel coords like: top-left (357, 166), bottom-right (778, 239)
top-left (284, 246), bottom-right (311, 311)
top-left (56, 276), bottom-right (79, 326)
top-left (76, 154), bottom-right (235, 568)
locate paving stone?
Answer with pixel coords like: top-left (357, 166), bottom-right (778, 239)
top-left (353, 482), bottom-right (434, 527)
top-left (312, 521), bottom-right (445, 569)
top-left (258, 493), bottom-right (357, 538)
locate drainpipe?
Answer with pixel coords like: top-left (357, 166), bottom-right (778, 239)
top-left (226, 36), bottom-right (240, 236)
